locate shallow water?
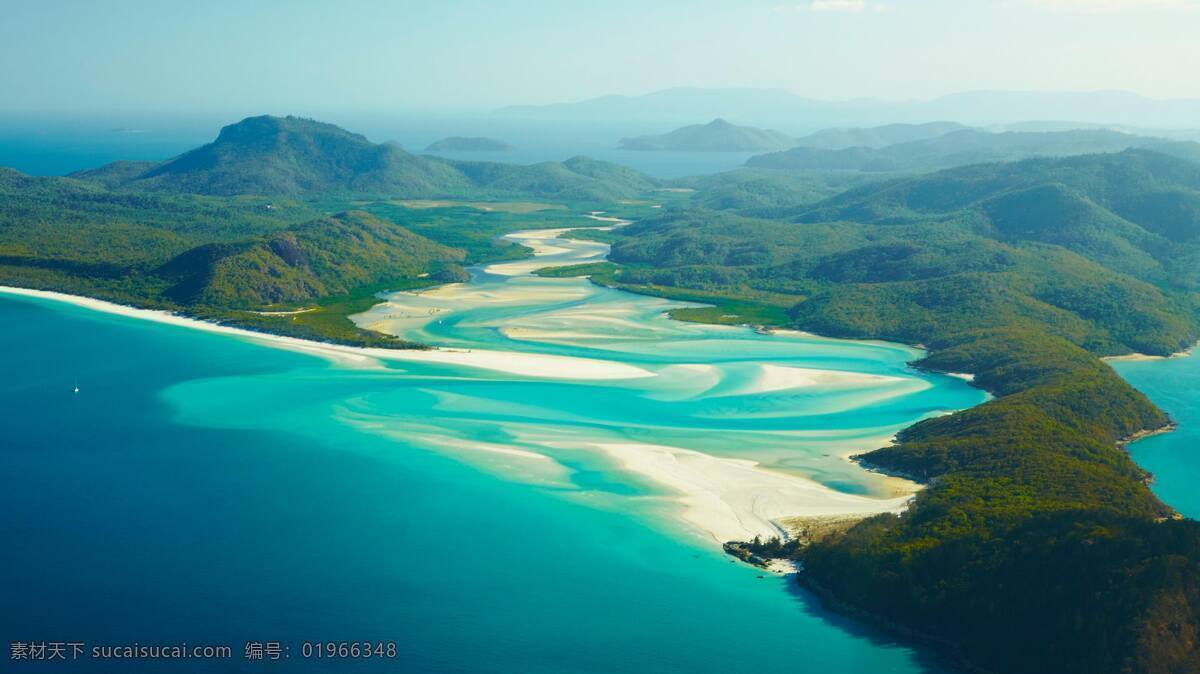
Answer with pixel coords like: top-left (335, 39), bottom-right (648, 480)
top-left (1112, 352), bottom-right (1200, 519)
top-left (0, 220), bottom-right (986, 673)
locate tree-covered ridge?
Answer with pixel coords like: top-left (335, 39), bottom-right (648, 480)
top-left (0, 167), bottom-right (316, 270)
top-left (746, 127), bottom-right (1200, 174)
top-left (619, 118), bottom-right (794, 152)
top-left (71, 115), bottom-right (660, 201)
top-left (788, 149), bottom-right (1200, 289)
top-left (156, 210), bottom-right (464, 307)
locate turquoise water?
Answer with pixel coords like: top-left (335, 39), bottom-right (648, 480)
top-left (1112, 352), bottom-right (1200, 519)
top-left (0, 226), bottom-right (986, 673)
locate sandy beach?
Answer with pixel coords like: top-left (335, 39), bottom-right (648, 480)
top-left (575, 439), bottom-right (916, 543)
top-left (0, 286), bottom-right (654, 381)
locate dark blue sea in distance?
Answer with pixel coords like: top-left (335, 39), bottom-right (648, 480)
top-left (0, 112), bottom-right (762, 179)
top-left (0, 295), bottom-right (952, 673)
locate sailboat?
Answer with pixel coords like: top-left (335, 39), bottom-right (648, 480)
top-left (73, 378), bottom-right (80, 394)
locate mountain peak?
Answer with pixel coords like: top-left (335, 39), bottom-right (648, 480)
top-left (213, 115), bottom-right (371, 147)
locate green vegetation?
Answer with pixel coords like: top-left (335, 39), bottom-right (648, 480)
top-left (791, 149), bottom-right (1200, 290)
top-left (619, 118), bottom-right (794, 152)
top-left (155, 210), bottom-right (464, 307)
top-left (600, 149), bottom-right (1200, 673)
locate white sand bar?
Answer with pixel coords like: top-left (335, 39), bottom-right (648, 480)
top-left (547, 438), bottom-right (916, 543)
top-left (0, 286), bottom-right (654, 381)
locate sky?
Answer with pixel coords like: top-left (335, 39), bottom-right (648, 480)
top-left (2, 0), bottom-right (1199, 113)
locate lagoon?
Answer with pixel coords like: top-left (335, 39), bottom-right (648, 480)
top-left (0, 224), bottom-right (986, 672)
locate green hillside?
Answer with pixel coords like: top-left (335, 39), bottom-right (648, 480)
top-left (792, 149), bottom-right (1200, 289)
top-left (156, 210), bottom-right (463, 307)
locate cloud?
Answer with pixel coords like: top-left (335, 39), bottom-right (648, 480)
top-left (1028, 0), bottom-right (1197, 12)
top-left (809, 0), bottom-right (867, 11)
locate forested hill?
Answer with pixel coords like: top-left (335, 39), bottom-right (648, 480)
top-left (70, 115), bottom-right (658, 201)
top-left (746, 127), bottom-right (1196, 173)
top-left (785, 149), bottom-right (1200, 289)
top-left (619, 118), bottom-right (794, 152)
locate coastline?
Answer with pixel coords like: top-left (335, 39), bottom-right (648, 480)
top-left (0, 285), bottom-right (654, 380)
top-left (1103, 343), bottom-right (1198, 362)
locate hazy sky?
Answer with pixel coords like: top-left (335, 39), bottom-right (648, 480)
top-left (3, 0), bottom-right (1199, 112)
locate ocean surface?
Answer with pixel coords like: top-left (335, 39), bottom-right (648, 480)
top-left (1112, 352), bottom-right (1200, 519)
top-left (0, 223), bottom-right (987, 673)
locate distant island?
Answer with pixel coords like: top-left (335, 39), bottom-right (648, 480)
top-left (793, 121), bottom-right (968, 150)
top-left (619, 118), bottom-right (794, 152)
top-left (425, 136), bottom-right (515, 152)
